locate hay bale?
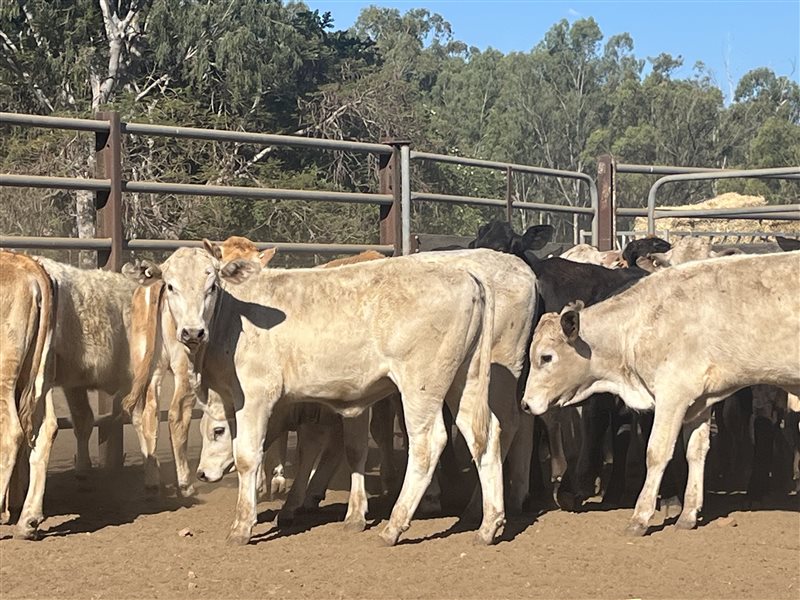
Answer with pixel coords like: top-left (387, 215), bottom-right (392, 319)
top-left (633, 192), bottom-right (800, 243)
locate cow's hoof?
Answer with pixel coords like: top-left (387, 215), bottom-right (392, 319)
top-left (342, 517), bottom-right (367, 534)
top-left (14, 518), bottom-right (42, 541)
top-left (226, 531), bottom-right (251, 546)
top-left (623, 521), bottom-right (648, 537)
top-left (276, 512), bottom-right (295, 529)
top-left (73, 456), bottom-right (93, 480)
top-left (675, 515), bottom-right (697, 530)
top-left (473, 530), bottom-right (496, 546)
top-left (302, 496), bottom-right (323, 513)
top-left (556, 489), bottom-right (579, 512)
top-left (177, 483), bottom-right (196, 498)
top-left (378, 526), bottom-right (400, 547)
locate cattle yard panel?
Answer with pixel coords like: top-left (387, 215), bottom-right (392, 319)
top-left (594, 158), bottom-right (800, 247)
top-left (408, 150), bottom-right (600, 249)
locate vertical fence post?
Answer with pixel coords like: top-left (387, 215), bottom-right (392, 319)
top-left (94, 110), bottom-right (125, 470)
top-left (379, 139), bottom-right (410, 256)
top-left (596, 154), bottom-right (616, 250)
top-left (379, 142), bottom-right (401, 256)
top-left (505, 166), bottom-right (513, 223)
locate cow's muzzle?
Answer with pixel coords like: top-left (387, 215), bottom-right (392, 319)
top-left (180, 327), bottom-right (206, 344)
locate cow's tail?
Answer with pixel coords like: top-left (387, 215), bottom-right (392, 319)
top-left (18, 270), bottom-right (57, 446)
top-left (122, 282), bottom-right (165, 415)
top-left (470, 273), bottom-right (494, 460)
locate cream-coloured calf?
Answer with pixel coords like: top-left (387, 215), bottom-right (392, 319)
top-left (523, 252), bottom-right (800, 535)
top-left (125, 244), bottom-right (500, 546)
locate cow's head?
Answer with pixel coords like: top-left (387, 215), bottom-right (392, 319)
top-left (196, 403), bottom-right (235, 483)
top-left (522, 301), bottom-right (593, 415)
top-left (122, 240), bottom-right (261, 350)
top-left (470, 221), bottom-right (554, 257)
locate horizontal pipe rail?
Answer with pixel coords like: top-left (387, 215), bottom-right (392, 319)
top-left (647, 167), bottom-right (800, 234)
top-left (126, 239), bottom-right (394, 255)
top-left (0, 173), bottom-right (111, 191)
top-left (123, 122), bottom-right (393, 154)
top-left (0, 236), bottom-right (112, 250)
top-left (412, 192), bottom-right (595, 214)
top-left (512, 200), bottom-right (595, 215)
top-left (0, 112), bottom-right (111, 132)
top-left (620, 205), bottom-right (800, 218)
top-left (618, 162), bottom-right (800, 179)
top-left (124, 181), bottom-right (392, 205)
top-left (0, 236), bottom-right (392, 255)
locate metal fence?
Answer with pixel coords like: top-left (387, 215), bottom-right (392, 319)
top-left (594, 156), bottom-right (800, 249)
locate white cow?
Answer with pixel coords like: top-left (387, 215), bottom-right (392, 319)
top-left (125, 243), bottom-right (501, 546)
top-left (522, 252), bottom-right (800, 535)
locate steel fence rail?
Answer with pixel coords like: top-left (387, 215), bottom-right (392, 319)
top-left (647, 167), bottom-right (800, 234)
top-left (0, 112), bottom-right (111, 132)
top-left (0, 173), bottom-right (111, 191)
top-left (618, 162), bottom-right (800, 179)
top-left (124, 181), bottom-right (392, 205)
top-left (0, 236), bottom-right (113, 250)
top-left (122, 122), bottom-right (394, 155)
top-left (125, 239), bottom-right (394, 254)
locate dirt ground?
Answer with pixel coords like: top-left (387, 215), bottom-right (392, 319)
top-left (1, 405), bottom-right (799, 600)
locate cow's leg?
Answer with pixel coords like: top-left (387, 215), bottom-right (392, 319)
top-left (505, 412), bottom-right (534, 514)
top-left (371, 395), bottom-right (401, 496)
top-left (676, 413), bottom-right (712, 530)
top-left (15, 389), bottom-right (58, 540)
top-left (278, 421), bottom-right (327, 527)
top-left (168, 374), bottom-right (196, 498)
top-left (303, 426), bottom-right (342, 510)
top-left (63, 388), bottom-right (94, 477)
top-left (625, 398), bottom-right (689, 537)
top-left (130, 377), bottom-right (161, 494)
top-left (0, 383), bottom-right (24, 524)
top-left (228, 392), bottom-right (273, 546)
top-left (379, 396), bottom-right (447, 547)
top-left (342, 410), bottom-right (370, 532)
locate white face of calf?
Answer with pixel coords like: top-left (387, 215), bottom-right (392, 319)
top-left (197, 412), bottom-right (234, 482)
top-left (522, 302), bottom-right (593, 415)
top-left (123, 241), bottom-right (260, 350)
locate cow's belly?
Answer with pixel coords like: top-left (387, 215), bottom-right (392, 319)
top-left (283, 376), bottom-right (398, 416)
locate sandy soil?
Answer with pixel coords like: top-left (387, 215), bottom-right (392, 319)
top-left (1, 412), bottom-right (799, 600)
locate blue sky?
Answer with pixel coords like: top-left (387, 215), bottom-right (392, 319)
top-left (304, 1), bottom-right (799, 101)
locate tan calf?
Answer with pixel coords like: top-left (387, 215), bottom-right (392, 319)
top-left (0, 251), bottom-right (57, 539)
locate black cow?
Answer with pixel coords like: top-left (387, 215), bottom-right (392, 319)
top-left (470, 221), bottom-right (555, 256)
top-left (776, 236), bottom-right (800, 252)
top-left (622, 236), bottom-right (672, 267)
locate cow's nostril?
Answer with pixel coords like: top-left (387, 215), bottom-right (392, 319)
top-left (197, 470), bottom-right (207, 482)
top-left (197, 328), bottom-right (205, 340)
top-left (520, 401), bottom-right (532, 415)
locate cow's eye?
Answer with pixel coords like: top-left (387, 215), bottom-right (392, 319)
top-left (212, 426), bottom-right (226, 440)
top-left (209, 283), bottom-right (217, 294)
top-left (167, 283), bottom-right (174, 292)
top-left (540, 354), bottom-right (553, 365)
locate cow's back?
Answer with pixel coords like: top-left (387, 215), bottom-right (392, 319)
top-left (39, 258), bottom-right (137, 392)
top-left (597, 252), bottom-right (800, 391)
top-left (412, 249), bottom-right (537, 374)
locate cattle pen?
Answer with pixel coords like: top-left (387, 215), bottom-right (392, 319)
top-left (1, 111), bottom-right (799, 600)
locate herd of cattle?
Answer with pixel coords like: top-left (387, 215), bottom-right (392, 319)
top-left (0, 222), bottom-right (798, 546)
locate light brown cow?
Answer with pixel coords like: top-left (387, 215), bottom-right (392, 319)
top-left (125, 243), bottom-right (500, 546)
top-left (635, 236), bottom-right (741, 272)
top-left (0, 251), bottom-right (57, 539)
top-left (522, 252), bottom-right (800, 535)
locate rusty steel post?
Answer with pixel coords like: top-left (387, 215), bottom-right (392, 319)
top-left (596, 154), bottom-right (616, 250)
top-left (379, 139), bottom-right (409, 256)
top-left (505, 166), bottom-right (513, 223)
top-left (95, 110), bottom-right (125, 470)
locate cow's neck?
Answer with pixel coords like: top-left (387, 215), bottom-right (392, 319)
top-left (578, 300), bottom-right (657, 412)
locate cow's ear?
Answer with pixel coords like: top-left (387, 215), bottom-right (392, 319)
top-left (776, 236), bottom-right (800, 252)
top-left (635, 256), bottom-right (657, 273)
top-left (560, 301), bottom-right (583, 342)
top-left (258, 246), bottom-right (277, 268)
top-left (649, 252), bottom-right (671, 269)
top-left (219, 258), bottom-right (259, 285)
top-left (521, 224), bottom-right (555, 251)
top-left (122, 259), bottom-right (162, 286)
top-left (202, 238), bottom-right (223, 261)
